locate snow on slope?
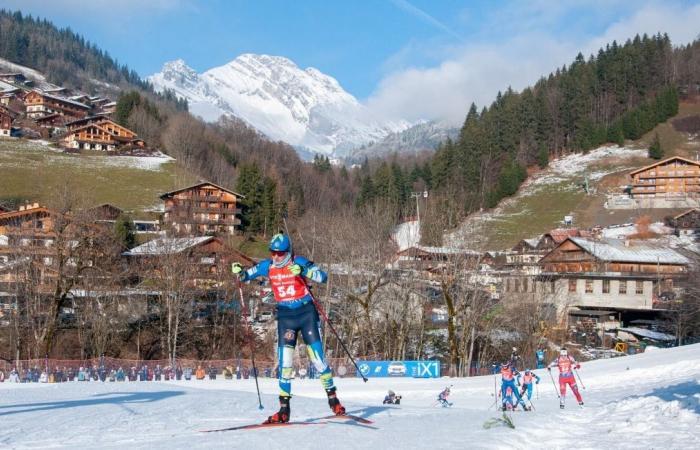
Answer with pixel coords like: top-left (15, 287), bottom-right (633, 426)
top-left (444, 144), bottom-right (649, 250)
top-left (1, 344), bottom-right (698, 449)
top-left (148, 56), bottom-right (409, 155)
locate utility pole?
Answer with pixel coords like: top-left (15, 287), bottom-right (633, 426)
top-left (411, 190), bottom-right (428, 224)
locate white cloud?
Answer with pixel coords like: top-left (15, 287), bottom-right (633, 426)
top-left (367, 1), bottom-right (700, 125)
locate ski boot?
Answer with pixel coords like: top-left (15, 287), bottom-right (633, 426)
top-left (578, 401), bottom-right (584, 407)
top-left (501, 404), bottom-right (507, 411)
top-left (326, 387), bottom-right (346, 416)
top-left (265, 396), bottom-right (290, 424)
top-left (559, 403), bottom-right (565, 409)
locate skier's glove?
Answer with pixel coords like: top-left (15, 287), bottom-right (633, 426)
top-left (231, 263), bottom-right (244, 276)
top-left (289, 263), bottom-right (302, 276)
top-left (575, 364), bottom-right (580, 370)
top-left (547, 367), bottom-right (551, 372)
top-left (536, 381), bottom-right (539, 384)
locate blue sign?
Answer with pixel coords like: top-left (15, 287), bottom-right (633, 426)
top-left (356, 360), bottom-right (440, 378)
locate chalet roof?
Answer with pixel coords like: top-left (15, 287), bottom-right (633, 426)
top-left (568, 237), bottom-right (689, 265)
top-left (0, 206), bottom-right (53, 223)
top-left (124, 236), bottom-right (215, 256)
top-left (31, 91), bottom-right (90, 109)
top-left (64, 114), bottom-right (111, 128)
top-left (673, 208), bottom-right (700, 220)
top-left (544, 228), bottom-right (590, 244)
top-left (629, 156), bottom-right (700, 176)
top-left (66, 123), bottom-right (136, 142)
top-left (34, 113), bottom-right (64, 123)
top-left (159, 182), bottom-right (246, 200)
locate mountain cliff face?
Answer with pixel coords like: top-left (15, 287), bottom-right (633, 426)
top-left (149, 54), bottom-right (409, 155)
top-left (345, 121), bottom-right (459, 162)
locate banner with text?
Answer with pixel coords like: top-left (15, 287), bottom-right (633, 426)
top-left (356, 360), bottom-right (440, 378)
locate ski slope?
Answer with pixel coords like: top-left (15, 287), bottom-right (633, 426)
top-left (1, 344), bottom-right (698, 449)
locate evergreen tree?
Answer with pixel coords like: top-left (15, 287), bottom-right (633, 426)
top-left (648, 133), bottom-right (664, 159)
top-left (114, 215), bottom-right (136, 250)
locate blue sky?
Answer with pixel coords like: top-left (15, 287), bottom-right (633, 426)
top-left (5, 0), bottom-right (700, 123)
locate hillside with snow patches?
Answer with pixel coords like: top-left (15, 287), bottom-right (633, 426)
top-left (445, 144), bottom-right (650, 250)
top-left (148, 55), bottom-right (410, 157)
top-left (0, 344), bottom-right (698, 449)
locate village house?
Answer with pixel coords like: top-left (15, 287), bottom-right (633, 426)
top-left (502, 236), bottom-right (690, 329)
top-left (395, 245), bottom-right (483, 273)
top-left (629, 156), bottom-right (700, 199)
top-left (124, 236), bottom-right (253, 289)
top-left (670, 208), bottom-right (700, 236)
top-left (160, 182), bottom-right (244, 236)
top-left (62, 120), bottom-right (144, 151)
top-left (0, 204), bottom-right (58, 290)
top-left (24, 90), bottom-right (90, 120)
top-left (0, 105), bottom-right (15, 136)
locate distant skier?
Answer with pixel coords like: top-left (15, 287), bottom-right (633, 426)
top-left (437, 386), bottom-right (452, 407)
top-left (498, 360), bottom-right (528, 411)
top-left (548, 348), bottom-right (583, 409)
top-left (535, 347), bottom-right (546, 369)
top-left (232, 233), bottom-right (344, 424)
top-left (510, 347), bottom-right (521, 369)
top-left (383, 390), bottom-right (401, 405)
top-left (517, 368), bottom-right (540, 407)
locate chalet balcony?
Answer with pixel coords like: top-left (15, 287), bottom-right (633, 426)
top-left (173, 218), bottom-right (241, 226)
top-left (164, 205), bottom-right (241, 214)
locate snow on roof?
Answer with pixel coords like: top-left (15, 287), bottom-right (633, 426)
top-left (36, 91), bottom-right (91, 109)
top-left (617, 327), bottom-right (675, 341)
top-left (569, 237), bottom-right (690, 265)
top-left (124, 236), bottom-right (214, 256)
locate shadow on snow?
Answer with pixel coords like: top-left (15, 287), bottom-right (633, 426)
top-left (0, 390), bottom-right (185, 416)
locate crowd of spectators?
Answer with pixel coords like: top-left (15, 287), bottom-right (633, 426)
top-left (0, 361), bottom-right (344, 383)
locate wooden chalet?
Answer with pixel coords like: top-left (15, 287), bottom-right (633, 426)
top-left (540, 237), bottom-right (688, 275)
top-left (65, 114), bottom-right (112, 131)
top-left (0, 106), bottom-right (13, 136)
top-left (672, 208), bottom-right (700, 234)
top-left (160, 182), bottom-right (244, 236)
top-left (124, 236), bottom-right (253, 289)
top-left (24, 90), bottom-right (90, 120)
top-left (629, 156), bottom-right (700, 198)
top-left (34, 113), bottom-right (66, 129)
top-left (86, 203), bottom-right (124, 221)
top-left (536, 228), bottom-right (591, 251)
top-left (62, 121), bottom-right (144, 151)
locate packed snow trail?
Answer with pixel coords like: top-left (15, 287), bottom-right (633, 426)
top-left (1, 344), bottom-right (698, 449)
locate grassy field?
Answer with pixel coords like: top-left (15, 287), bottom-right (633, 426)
top-left (0, 139), bottom-right (196, 212)
top-left (448, 101), bottom-right (700, 250)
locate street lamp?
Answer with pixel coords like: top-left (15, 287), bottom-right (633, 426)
top-left (410, 191), bottom-right (428, 224)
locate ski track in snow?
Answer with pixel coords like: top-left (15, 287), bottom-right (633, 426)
top-left (0, 344), bottom-right (698, 449)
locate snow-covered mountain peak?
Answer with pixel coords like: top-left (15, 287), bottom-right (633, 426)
top-left (157, 59), bottom-right (199, 87)
top-left (148, 53), bottom-right (409, 156)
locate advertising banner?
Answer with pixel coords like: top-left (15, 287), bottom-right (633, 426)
top-left (356, 360), bottom-right (440, 378)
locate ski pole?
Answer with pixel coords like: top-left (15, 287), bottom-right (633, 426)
top-left (308, 288), bottom-right (368, 382)
top-left (281, 217), bottom-right (368, 382)
top-left (547, 368), bottom-right (560, 399)
top-left (574, 368), bottom-right (586, 390)
top-left (238, 282), bottom-right (264, 410)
